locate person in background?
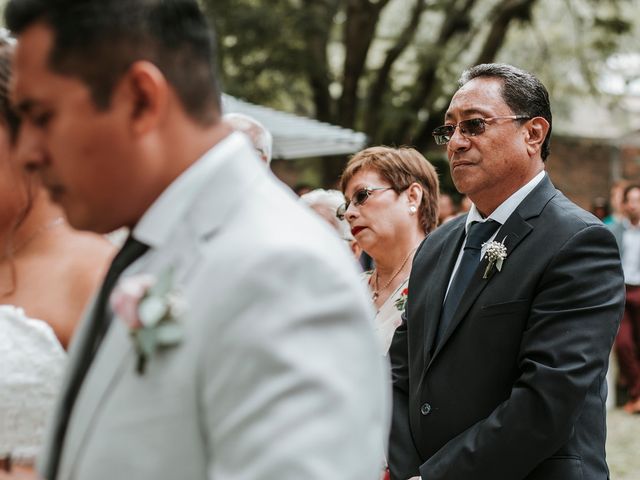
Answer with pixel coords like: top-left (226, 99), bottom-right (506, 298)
top-left (223, 112), bottom-right (273, 165)
top-left (300, 188), bottom-right (362, 260)
top-left (437, 191), bottom-right (457, 224)
top-left (604, 180), bottom-right (629, 225)
top-left (591, 196), bottom-right (609, 221)
top-left (609, 184), bottom-right (640, 414)
top-left (339, 146), bottom-right (439, 353)
top-left (0, 32), bottom-right (113, 478)
top-left (293, 182), bottom-right (315, 197)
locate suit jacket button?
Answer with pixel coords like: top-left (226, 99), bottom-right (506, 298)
top-left (420, 403), bottom-right (432, 415)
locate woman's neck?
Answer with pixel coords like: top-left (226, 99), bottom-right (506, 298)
top-left (372, 231), bottom-right (425, 277)
top-left (1, 190), bottom-right (65, 259)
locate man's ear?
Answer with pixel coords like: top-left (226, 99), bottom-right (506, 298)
top-left (524, 117), bottom-right (550, 157)
top-left (115, 60), bottom-right (169, 136)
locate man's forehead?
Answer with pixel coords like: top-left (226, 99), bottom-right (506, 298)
top-left (11, 23), bottom-right (58, 108)
top-left (14, 21), bottom-right (54, 69)
top-left (445, 78), bottom-right (507, 119)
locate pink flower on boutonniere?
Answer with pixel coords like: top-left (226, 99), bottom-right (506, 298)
top-left (394, 287), bottom-right (409, 312)
top-left (110, 274), bottom-right (156, 329)
top-left (109, 268), bottom-right (185, 374)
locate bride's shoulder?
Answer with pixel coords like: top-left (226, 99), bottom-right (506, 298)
top-left (0, 304), bottom-right (65, 357)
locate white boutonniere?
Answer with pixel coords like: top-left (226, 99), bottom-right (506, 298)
top-left (482, 237), bottom-right (507, 279)
top-left (110, 268), bottom-right (186, 374)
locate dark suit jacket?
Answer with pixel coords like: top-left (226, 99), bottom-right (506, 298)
top-left (389, 176), bottom-right (625, 480)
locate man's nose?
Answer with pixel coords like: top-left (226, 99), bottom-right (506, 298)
top-left (447, 125), bottom-right (470, 153)
top-left (14, 124), bottom-right (45, 172)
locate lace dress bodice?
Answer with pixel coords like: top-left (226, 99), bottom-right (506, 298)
top-left (0, 305), bottom-right (66, 462)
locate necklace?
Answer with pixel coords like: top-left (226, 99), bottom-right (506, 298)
top-left (5, 217), bottom-right (64, 258)
top-left (371, 246), bottom-right (418, 302)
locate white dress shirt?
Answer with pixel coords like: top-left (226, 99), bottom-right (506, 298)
top-left (622, 220), bottom-right (640, 286)
top-left (445, 171), bottom-right (546, 298)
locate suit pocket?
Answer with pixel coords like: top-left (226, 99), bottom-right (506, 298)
top-left (527, 455), bottom-right (583, 480)
top-left (479, 299), bottom-right (529, 318)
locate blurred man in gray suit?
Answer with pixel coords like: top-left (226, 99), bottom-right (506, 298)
top-left (7, 1), bottom-right (389, 479)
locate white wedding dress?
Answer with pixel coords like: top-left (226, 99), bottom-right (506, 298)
top-left (0, 305), bottom-right (66, 463)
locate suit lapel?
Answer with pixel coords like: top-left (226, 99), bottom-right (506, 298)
top-left (58, 228), bottom-right (205, 475)
top-left (38, 294), bottom-right (99, 479)
top-left (427, 175), bottom-right (557, 367)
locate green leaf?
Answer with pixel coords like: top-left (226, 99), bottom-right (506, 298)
top-left (136, 328), bottom-right (158, 357)
top-left (138, 296), bottom-right (168, 327)
top-left (156, 323), bottom-right (184, 346)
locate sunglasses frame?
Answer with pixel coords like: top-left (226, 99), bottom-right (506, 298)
top-left (336, 187), bottom-right (393, 220)
top-left (432, 115), bottom-right (530, 145)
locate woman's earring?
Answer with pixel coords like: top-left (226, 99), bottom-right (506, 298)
top-left (409, 205), bottom-right (417, 214)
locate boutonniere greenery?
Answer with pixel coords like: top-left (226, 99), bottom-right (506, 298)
top-left (482, 237), bottom-right (508, 279)
top-left (110, 267), bottom-right (186, 374)
top-left (394, 287), bottom-right (409, 312)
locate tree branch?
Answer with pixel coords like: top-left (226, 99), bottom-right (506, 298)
top-left (338, 0), bottom-right (391, 128)
top-left (388, 0), bottom-right (478, 144)
top-left (364, 0), bottom-right (428, 140)
top-left (474, 0), bottom-right (537, 64)
top-left (300, 0), bottom-right (341, 122)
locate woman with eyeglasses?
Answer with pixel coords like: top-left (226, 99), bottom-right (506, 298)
top-left (339, 146), bottom-right (439, 353)
top-left (0, 35), bottom-right (114, 478)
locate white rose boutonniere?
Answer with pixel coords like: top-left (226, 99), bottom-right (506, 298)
top-left (482, 237), bottom-right (507, 279)
top-left (110, 268), bottom-right (186, 374)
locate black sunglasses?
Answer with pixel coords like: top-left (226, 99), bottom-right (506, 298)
top-left (432, 115), bottom-right (530, 145)
top-left (336, 187), bottom-right (392, 221)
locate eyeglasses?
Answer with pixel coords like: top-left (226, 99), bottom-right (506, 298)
top-left (336, 187), bottom-right (393, 220)
top-left (432, 115), bottom-right (530, 145)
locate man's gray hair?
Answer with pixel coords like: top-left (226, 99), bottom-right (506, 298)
top-left (458, 63), bottom-right (552, 161)
top-left (224, 113), bottom-right (273, 164)
top-left (300, 189), bottom-right (353, 241)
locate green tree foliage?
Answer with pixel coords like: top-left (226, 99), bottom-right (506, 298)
top-left (204, 0), bottom-right (634, 182)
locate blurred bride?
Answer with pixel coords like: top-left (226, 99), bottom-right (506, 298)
top-left (0, 34), bottom-right (114, 478)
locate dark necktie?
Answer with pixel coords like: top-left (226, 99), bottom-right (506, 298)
top-left (435, 220), bottom-right (500, 345)
top-left (48, 234), bottom-right (149, 479)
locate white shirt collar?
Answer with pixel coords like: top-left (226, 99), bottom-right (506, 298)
top-left (465, 170), bottom-right (546, 232)
top-left (133, 132), bottom-right (255, 248)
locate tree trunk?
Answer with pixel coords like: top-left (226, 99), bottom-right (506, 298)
top-left (365, 0), bottom-right (427, 141)
top-left (387, 0), bottom-right (477, 145)
top-left (301, 0), bottom-right (341, 123)
top-left (338, 0), bottom-right (389, 128)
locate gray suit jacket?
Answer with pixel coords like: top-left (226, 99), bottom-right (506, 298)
top-left (39, 135), bottom-right (389, 480)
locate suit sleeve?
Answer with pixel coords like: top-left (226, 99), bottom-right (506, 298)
top-left (197, 247), bottom-right (389, 480)
top-left (419, 224), bottom-right (625, 479)
top-left (388, 311), bottom-right (423, 480)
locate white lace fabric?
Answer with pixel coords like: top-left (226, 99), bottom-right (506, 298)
top-left (0, 305), bottom-right (66, 463)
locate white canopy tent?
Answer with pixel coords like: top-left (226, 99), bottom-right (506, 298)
top-left (221, 94), bottom-right (368, 160)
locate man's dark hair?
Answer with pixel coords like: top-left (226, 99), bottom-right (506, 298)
top-left (0, 33), bottom-right (19, 139)
top-left (5, 0), bottom-right (221, 125)
top-left (459, 63), bottom-right (552, 161)
top-left (623, 184), bottom-right (640, 203)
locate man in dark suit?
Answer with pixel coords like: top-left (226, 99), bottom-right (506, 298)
top-left (388, 63), bottom-right (625, 480)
